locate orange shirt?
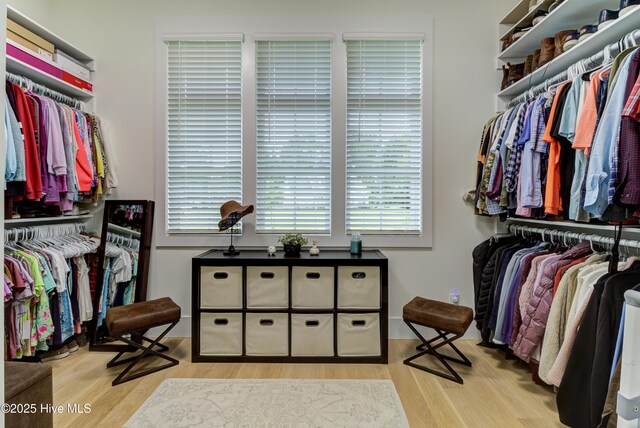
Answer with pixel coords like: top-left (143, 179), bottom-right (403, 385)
top-left (71, 111), bottom-right (93, 192)
top-left (544, 82), bottom-right (572, 216)
top-left (573, 69), bottom-right (609, 154)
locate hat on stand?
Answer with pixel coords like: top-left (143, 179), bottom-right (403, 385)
top-left (218, 200), bottom-right (255, 231)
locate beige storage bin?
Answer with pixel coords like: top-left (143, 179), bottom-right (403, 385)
top-left (291, 314), bottom-right (334, 356)
top-left (200, 313), bottom-right (243, 356)
top-left (200, 266), bottom-right (243, 309)
top-left (246, 266), bottom-right (289, 308)
top-left (291, 266), bottom-right (334, 309)
top-left (337, 313), bottom-right (381, 356)
top-left (337, 266), bottom-right (381, 309)
top-left (245, 313), bottom-right (289, 356)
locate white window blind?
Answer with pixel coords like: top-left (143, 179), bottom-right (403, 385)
top-left (255, 40), bottom-right (332, 233)
top-left (166, 40), bottom-right (242, 233)
top-left (345, 39), bottom-right (423, 234)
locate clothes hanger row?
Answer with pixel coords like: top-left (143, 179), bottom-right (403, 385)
top-left (106, 232), bottom-right (140, 251)
top-left (5, 71), bottom-right (85, 110)
top-left (505, 28), bottom-right (640, 109)
top-left (505, 224), bottom-right (640, 256)
top-left (4, 223), bottom-right (98, 258)
top-left (4, 223), bottom-right (87, 244)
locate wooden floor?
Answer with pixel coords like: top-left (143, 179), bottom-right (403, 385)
top-left (48, 339), bottom-right (562, 427)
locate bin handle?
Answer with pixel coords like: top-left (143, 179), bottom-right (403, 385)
top-left (260, 319), bottom-right (274, 326)
top-left (352, 272), bottom-right (366, 279)
top-left (305, 320), bottom-right (320, 327)
top-left (213, 272), bottom-right (229, 280)
top-left (306, 272), bottom-right (321, 280)
top-left (214, 318), bottom-right (229, 326)
top-left (352, 320), bottom-right (366, 327)
top-left (260, 272), bottom-right (275, 279)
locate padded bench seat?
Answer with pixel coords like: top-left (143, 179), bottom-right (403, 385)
top-left (105, 297), bottom-right (181, 386)
top-left (403, 296), bottom-right (473, 335)
top-left (106, 297), bottom-right (181, 336)
top-left (402, 296), bottom-right (474, 384)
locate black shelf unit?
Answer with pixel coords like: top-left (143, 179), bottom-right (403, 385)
top-left (192, 249), bottom-right (388, 364)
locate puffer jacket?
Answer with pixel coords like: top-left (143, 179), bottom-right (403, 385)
top-left (473, 240), bottom-right (505, 329)
top-left (513, 243), bottom-right (591, 362)
top-left (481, 243), bottom-right (520, 342)
top-left (472, 239), bottom-right (493, 315)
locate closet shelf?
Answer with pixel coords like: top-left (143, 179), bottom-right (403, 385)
top-left (500, 0), bottom-right (536, 25)
top-left (498, 5), bottom-right (640, 99)
top-left (504, 218), bottom-right (640, 234)
top-left (108, 223), bottom-right (141, 239)
top-left (7, 5), bottom-right (93, 64)
top-left (5, 214), bottom-right (94, 227)
top-left (499, 0), bottom-right (555, 42)
top-left (498, 0), bottom-right (618, 60)
top-left (6, 56), bottom-right (94, 101)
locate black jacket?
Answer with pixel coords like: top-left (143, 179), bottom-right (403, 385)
top-left (557, 262), bottom-right (640, 427)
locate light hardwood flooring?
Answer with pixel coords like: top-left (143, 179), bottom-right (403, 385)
top-left (48, 339), bottom-right (562, 427)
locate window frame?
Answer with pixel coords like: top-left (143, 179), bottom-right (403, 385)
top-left (155, 16), bottom-right (433, 248)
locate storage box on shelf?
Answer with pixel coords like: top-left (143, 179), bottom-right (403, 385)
top-left (192, 250), bottom-right (388, 364)
top-left (5, 5), bottom-right (94, 101)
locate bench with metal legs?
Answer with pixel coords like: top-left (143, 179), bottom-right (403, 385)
top-left (402, 296), bottom-right (474, 384)
top-left (105, 297), bottom-right (181, 386)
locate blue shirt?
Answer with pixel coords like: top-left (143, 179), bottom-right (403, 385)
top-left (520, 95), bottom-right (548, 208)
top-left (584, 54), bottom-right (634, 217)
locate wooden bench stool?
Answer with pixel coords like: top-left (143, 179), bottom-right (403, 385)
top-left (105, 297), bottom-right (181, 386)
top-left (402, 296), bottom-right (473, 384)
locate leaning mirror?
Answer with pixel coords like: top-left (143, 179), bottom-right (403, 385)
top-left (89, 200), bottom-right (155, 350)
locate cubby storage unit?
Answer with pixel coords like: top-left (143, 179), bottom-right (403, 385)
top-left (192, 250), bottom-right (388, 363)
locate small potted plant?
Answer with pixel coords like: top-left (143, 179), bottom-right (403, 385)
top-left (278, 233), bottom-right (308, 257)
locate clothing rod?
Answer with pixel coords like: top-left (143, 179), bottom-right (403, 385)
top-left (3, 222), bottom-right (87, 243)
top-left (505, 224), bottom-right (640, 252)
top-left (506, 29), bottom-right (640, 108)
top-left (6, 71), bottom-right (85, 110)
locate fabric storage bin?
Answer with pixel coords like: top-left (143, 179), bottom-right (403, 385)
top-left (246, 266), bottom-right (289, 308)
top-left (245, 313), bottom-right (289, 356)
top-left (200, 266), bottom-right (243, 309)
top-left (291, 266), bottom-right (334, 309)
top-left (337, 266), bottom-right (381, 309)
top-left (291, 314), bottom-right (334, 356)
top-left (337, 313), bottom-right (381, 356)
top-left (200, 313), bottom-right (243, 355)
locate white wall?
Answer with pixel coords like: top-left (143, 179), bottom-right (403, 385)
top-left (7, 0), bottom-right (49, 25)
top-left (19, 0), bottom-right (508, 338)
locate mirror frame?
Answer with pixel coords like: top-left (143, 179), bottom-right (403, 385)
top-left (89, 199), bottom-right (155, 351)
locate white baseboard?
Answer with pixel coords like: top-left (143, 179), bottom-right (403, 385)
top-left (159, 316), bottom-right (480, 340)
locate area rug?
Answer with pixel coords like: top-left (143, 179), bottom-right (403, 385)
top-left (124, 378), bottom-right (409, 428)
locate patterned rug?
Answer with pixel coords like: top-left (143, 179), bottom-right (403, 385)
top-left (124, 378), bottom-right (409, 428)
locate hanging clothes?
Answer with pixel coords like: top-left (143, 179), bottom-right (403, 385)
top-left (3, 227), bottom-right (99, 360)
top-left (473, 46), bottom-right (640, 223)
top-left (4, 77), bottom-right (118, 216)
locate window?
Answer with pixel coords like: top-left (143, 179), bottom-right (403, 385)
top-left (345, 39), bottom-right (423, 234)
top-left (159, 18), bottom-right (432, 247)
top-left (255, 40), bottom-right (332, 233)
top-left (165, 40), bottom-right (242, 233)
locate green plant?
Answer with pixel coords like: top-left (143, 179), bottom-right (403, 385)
top-left (278, 233), bottom-right (308, 246)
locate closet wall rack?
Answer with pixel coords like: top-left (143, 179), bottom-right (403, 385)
top-left (506, 223), bottom-right (640, 252)
top-left (6, 5), bottom-right (94, 102)
top-left (497, 5), bottom-right (640, 105)
top-left (505, 29), bottom-right (640, 108)
top-left (499, 0), bottom-right (619, 60)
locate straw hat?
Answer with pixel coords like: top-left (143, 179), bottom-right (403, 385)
top-left (218, 200), bottom-right (254, 231)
